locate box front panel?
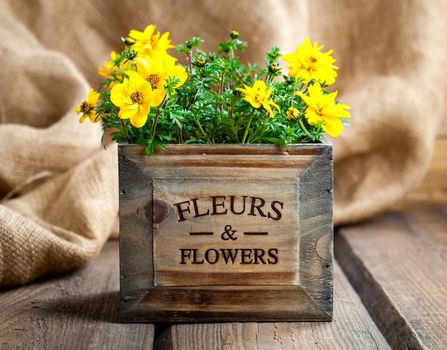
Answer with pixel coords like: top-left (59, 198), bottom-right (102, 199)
top-left (152, 175), bottom-right (300, 286)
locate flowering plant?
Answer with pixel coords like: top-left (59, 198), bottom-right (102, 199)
top-left (76, 24), bottom-right (350, 155)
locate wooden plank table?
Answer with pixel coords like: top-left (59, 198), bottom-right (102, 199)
top-left (0, 137), bottom-right (445, 349)
top-left (2, 199), bottom-right (445, 349)
top-left (155, 262), bottom-right (389, 349)
top-left (336, 203), bottom-right (447, 350)
top-left (0, 242), bottom-right (154, 350)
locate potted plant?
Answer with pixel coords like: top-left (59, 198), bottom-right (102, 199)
top-left (76, 24), bottom-right (349, 322)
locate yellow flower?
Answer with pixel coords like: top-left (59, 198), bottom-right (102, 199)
top-left (97, 51), bottom-right (126, 82)
top-left (282, 37), bottom-right (337, 85)
top-left (128, 53), bottom-right (188, 106)
top-left (286, 107), bottom-right (299, 120)
top-left (297, 83), bottom-right (350, 137)
top-left (75, 88), bottom-right (100, 123)
top-left (110, 74), bottom-right (155, 128)
top-left (236, 80), bottom-right (279, 118)
top-left (128, 24), bottom-right (174, 56)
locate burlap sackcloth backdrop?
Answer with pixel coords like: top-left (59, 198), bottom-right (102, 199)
top-left (1, 0), bottom-right (446, 287)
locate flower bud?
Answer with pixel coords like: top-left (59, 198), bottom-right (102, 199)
top-left (286, 107), bottom-right (300, 120)
top-left (121, 37), bottom-right (135, 46)
top-left (230, 30), bottom-right (239, 39)
top-left (193, 57), bottom-right (206, 67)
top-left (269, 63), bottom-right (280, 74)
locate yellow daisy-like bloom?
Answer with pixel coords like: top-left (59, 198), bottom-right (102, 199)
top-left (282, 37), bottom-right (338, 85)
top-left (236, 80), bottom-right (280, 118)
top-left (75, 88), bottom-right (100, 123)
top-left (297, 83), bottom-right (350, 137)
top-left (128, 53), bottom-right (188, 106)
top-left (128, 24), bottom-right (174, 56)
top-left (110, 74), bottom-right (155, 128)
top-left (97, 51), bottom-right (126, 82)
top-left (286, 107), bottom-right (300, 120)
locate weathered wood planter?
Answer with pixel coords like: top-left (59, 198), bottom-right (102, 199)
top-left (119, 140), bottom-right (333, 323)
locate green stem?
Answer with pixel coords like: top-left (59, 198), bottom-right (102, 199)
top-left (151, 95), bottom-right (167, 140)
top-left (229, 104), bottom-right (240, 143)
top-left (264, 72), bottom-right (270, 82)
top-left (218, 70), bottom-right (225, 115)
top-left (195, 117), bottom-right (211, 144)
top-left (120, 119), bottom-right (130, 143)
top-left (298, 118), bottom-right (314, 141)
top-left (177, 124), bottom-right (183, 143)
top-left (187, 88), bottom-right (200, 109)
top-left (248, 111), bottom-right (268, 143)
top-left (242, 113), bottom-right (255, 144)
top-left (138, 127), bottom-right (144, 143)
top-left (186, 52), bottom-right (193, 74)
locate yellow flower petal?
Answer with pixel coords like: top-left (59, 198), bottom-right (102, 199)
top-left (304, 108), bottom-right (322, 125)
top-left (252, 80), bottom-right (266, 91)
top-left (135, 57), bottom-right (151, 77)
top-left (262, 102), bottom-right (275, 118)
top-left (119, 105), bottom-right (138, 119)
top-left (323, 116), bottom-right (343, 137)
top-left (143, 24), bottom-right (156, 35)
top-left (236, 86), bottom-right (249, 94)
top-left (89, 110), bottom-right (101, 123)
top-left (244, 96), bottom-right (261, 109)
top-left (78, 114), bottom-right (87, 123)
top-left (171, 65), bottom-right (188, 87)
top-left (322, 103), bottom-right (351, 119)
top-left (130, 108), bottom-right (149, 128)
top-left (151, 89), bottom-right (166, 106)
top-left (297, 91), bottom-right (318, 111)
top-left (87, 88), bottom-right (100, 105)
top-left (110, 83), bottom-right (127, 107)
top-left (307, 83), bottom-right (324, 100)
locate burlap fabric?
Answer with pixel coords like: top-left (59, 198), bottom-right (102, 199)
top-left (1, 0), bottom-right (446, 286)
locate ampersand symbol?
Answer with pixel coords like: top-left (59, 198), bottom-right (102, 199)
top-left (221, 225), bottom-right (237, 241)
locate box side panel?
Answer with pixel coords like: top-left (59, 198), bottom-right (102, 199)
top-left (299, 145), bottom-right (333, 317)
top-left (119, 147), bottom-right (154, 312)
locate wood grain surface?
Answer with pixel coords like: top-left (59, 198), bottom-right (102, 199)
top-left (0, 242), bottom-right (154, 350)
top-left (154, 263), bottom-right (390, 350)
top-left (119, 142), bottom-right (333, 322)
top-left (335, 202), bottom-right (447, 350)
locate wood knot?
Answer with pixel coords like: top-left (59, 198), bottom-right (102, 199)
top-left (145, 199), bottom-right (170, 224)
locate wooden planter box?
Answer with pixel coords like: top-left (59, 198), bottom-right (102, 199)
top-left (119, 140), bottom-right (333, 322)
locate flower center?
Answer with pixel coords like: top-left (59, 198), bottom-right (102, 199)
top-left (80, 101), bottom-right (93, 114)
top-left (305, 56), bottom-right (318, 72)
top-left (150, 35), bottom-right (158, 48)
top-left (130, 91), bottom-right (144, 105)
top-left (147, 74), bottom-right (160, 89)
